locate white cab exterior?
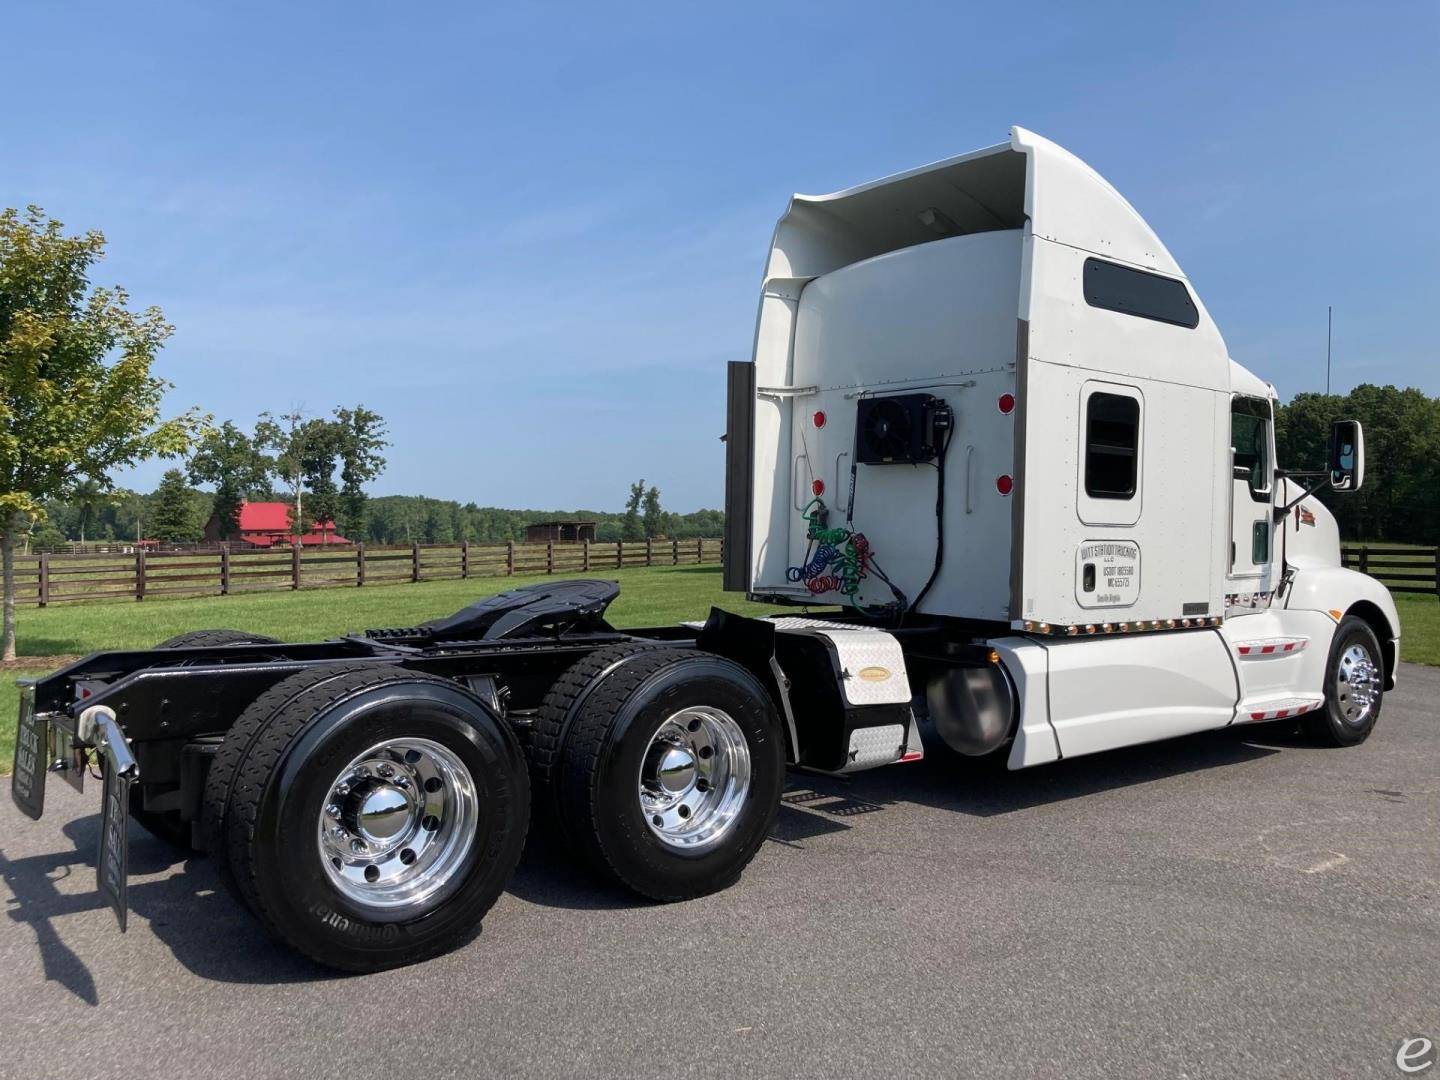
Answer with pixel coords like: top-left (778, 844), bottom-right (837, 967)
top-left (738, 127), bottom-right (1400, 769)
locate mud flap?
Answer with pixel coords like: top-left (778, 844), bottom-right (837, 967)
top-left (84, 706), bottom-right (139, 932)
top-left (10, 684), bottom-right (46, 820)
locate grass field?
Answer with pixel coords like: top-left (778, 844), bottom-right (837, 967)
top-left (1395, 594), bottom-right (1440, 665)
top-left (0, 567), bottom-right (1434, 769)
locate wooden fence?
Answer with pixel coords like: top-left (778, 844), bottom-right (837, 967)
top-left (7, 538), bottom-right (724, 607)
top-left (7, 537), bottom-right (1427, 607)
top-left (1340, 545), bottom-right (1440, 596)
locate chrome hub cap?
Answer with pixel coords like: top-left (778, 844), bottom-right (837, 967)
top-left (352, 783), bottom-right (412, 842)
top-left (650, 743), bottom-right (698, 794)
top-left (1336, 643), bottom-right (1381, 726)
top-left (318, 738), bottom-right (477, 909)
top-left (639, 706), bottom-right (751, 852)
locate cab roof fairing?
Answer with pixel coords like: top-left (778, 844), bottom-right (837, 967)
top-left (1010, 126), bottom-right (1184, 278)
top-left (757, 139), bottom-right (1024, 283)
top-left (750, 126), bottom-right (1237, 392)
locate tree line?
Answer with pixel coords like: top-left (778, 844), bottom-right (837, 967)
top-left (32, 486), bottom-right (725, 548)
top-left (26, 409), bottom-right (389, 547)
top-left (1275, 384), bottom-right (1440, 544)
top-left (364, 491), bottom-right (722, 545)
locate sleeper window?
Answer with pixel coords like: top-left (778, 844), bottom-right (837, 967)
top-left (1085, 393), bottom-right (1140, 499)
top-left (1082, 258), bottom-right (1200, 328)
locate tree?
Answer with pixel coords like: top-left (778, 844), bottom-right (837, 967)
top-left (622, 479), bottom-right (646, 541)
top-left (117, 489), bottom-right (147, 544)
top-left (150, 469), bottom-right (201, 542)
top-left (642, 485), bottom-right (665, 539)
top-left (257, 407), bottom-right (386, 545)
top-left (297, 418), bottom-right (343, 543)
top-left (423, 501), bottom-right (454, 543)
top-left (150, 469), bottom-right (203, 544)
top-left (71, 478), bottom-right (114, 544)
top-left (188, 420), bottom-right (271, 540)
top-left (334, 405), bottom-right (388, 542)
top-left (30, 522), bottom-right (65, 551)
top-left (70, 480), bottom-right (114, 550)
top-left (0, 206), bottom-right (199, 659)
top-left (256, 409), bottom-right (310, 536)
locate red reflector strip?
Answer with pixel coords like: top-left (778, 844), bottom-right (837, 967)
top-left (1249, 701), bottom-right (1323, 721)
top-left (900, 751), bottom-right (923, 762)
top-left (1235, 638), bottom-right (1309, 658)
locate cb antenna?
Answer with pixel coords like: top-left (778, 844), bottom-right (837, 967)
top-left (1325, 305), bottom-right (1333, 395)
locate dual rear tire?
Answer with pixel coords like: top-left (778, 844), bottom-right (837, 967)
top-left (199, 641), bottom-right (783, 971)
top-left (203, 664), bottom-right (529, 972)
top-left (531, 644), bottom-right (786, 901)
top-left (135, 615), bottom-right (788, 971)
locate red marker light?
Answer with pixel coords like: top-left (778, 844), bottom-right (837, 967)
top-left (812, 410), bottom-right (826, 428)
top-left (996, 474), bottom-right (1014, 496)
top-left (812, 479), bottom-right (825, 496)
top-left (998, 393), bottom-right (1016, 415)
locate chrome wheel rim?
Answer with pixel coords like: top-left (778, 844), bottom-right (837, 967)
top-left (638, 706), bottom-right (751, 852)
top-left (318, 737), bottom-right (477, 910)
top-left (1336, 643), bottom-right (1381, 726)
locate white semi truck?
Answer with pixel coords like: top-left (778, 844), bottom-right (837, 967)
top-left (12, 128), bottom-right (1397, 970)
top-left (722, 125), bottom-right (1397, 771)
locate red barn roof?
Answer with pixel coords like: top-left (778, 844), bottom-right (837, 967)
top-left (238, 502), bottom-right (299, 532)
top-left (224, 502), bottom-right (350, 546)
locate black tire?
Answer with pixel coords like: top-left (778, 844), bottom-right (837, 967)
top-left (543, 646), bottom-right (785, 901)
top-left (129, 629), bottom-right (286, 848)
top-left (155, 628), bottom-right (282, 650)
top-left (1302, 616), bottom-right (1385, 747)
top-left (204, 665), bottom-right (529, 971)
top-left (527, 641), bottom-right (674, 811)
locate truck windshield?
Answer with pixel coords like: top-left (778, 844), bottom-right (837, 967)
top-left (1231, 397), bottom-right (1272, 501)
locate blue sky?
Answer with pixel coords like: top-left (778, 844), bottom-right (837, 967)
top-left (3, 1), bottom-right (1436, 511)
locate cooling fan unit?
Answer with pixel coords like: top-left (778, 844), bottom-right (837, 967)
top-left (855, 393), bottom-right (944, 464)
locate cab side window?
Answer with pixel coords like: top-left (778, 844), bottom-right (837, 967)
top-left (1085, 392), bottom-right (1140, 499)
top-left (1230, 397), bottom-right (1273, 503)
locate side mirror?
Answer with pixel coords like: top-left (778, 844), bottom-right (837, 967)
top-left (1329, 419), bottom-right (1364, 492)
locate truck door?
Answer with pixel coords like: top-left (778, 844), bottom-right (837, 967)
top-left (1227, 396), bottom-right (1277, 594)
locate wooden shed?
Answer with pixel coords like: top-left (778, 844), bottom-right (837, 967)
top-left (524, 520), bottom-right (597, 544)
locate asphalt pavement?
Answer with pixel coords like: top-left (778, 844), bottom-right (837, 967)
top-left (2, 664), bottom-right (1437, 1080)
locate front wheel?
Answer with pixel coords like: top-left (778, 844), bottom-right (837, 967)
top-left (1302, 616), bottom-right (1385, 747)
